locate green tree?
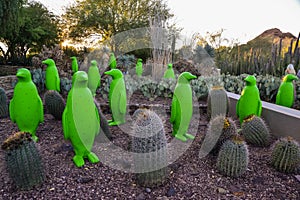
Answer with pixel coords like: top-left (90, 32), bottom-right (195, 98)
top-left (0, 1), bottom-right (60, 64)
top-left (62, 0), bottom-right (173, 51)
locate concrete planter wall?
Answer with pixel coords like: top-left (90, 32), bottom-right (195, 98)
top-left (227, 92), bottom-right (300, 143)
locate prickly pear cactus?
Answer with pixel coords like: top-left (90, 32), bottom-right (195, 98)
top-left (270, 136), bottom-right (300, 174)
top-left (132, 109), bottom-right (168, 187)
top-left (207, 86), bottom-right (229, 119)
top-left (201, 115), bottom-right (238, 155)
top-left (44, 90), bottom-right (65, 120)
top-left (1, 132), bottom-right (45, 190)
top-left (241, 115), bottom-right (270, 147)
top-left (0, 87), bottom-right (9, 118)
top-left (216, 135), bottom-right (249, 177)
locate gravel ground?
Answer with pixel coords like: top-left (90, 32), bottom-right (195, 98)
top-left (0, 93), bottom-right (299, 200)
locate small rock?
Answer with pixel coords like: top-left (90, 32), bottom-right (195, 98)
top-left (136, 193), bottom-right (146, 200)
top-left (294, 175), bottom-right (300, 182)
top-left (166, 186), bottom-right (176, 197)
top-left (217, 187), bottom-right (228, 194)
top-left (156, 196), bottom-right (169, 200)
top-left (145, 188), bottom-right (151, 193)
top-left (77, 176), bottom-right (94, 184)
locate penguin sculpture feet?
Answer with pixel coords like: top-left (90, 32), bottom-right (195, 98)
top-left (31, 135), bottom-right (39, 142)
top-left (108, 120), bottom-right (125, 126)
top-left (73, 155), bottom-right (85, 167)
top-left (175, 134), bottom-right (187, 142)
top-left (87, 152), bottom-right (100, 164)
top-left (184, 133), bottom-right (195, 140)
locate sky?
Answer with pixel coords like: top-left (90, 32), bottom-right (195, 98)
top-left (38, 0), bottom-right (300, 44)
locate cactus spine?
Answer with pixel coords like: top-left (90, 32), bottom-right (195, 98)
top-left (0, 87), bottom-right (9, 118)
top-left (216, 135), bottom-right (249, 177)
top-left (241, 115), bottom-right (270, 147)
top-left (201, 115), bottom-right (238, 155)
top-left (207, 86), bottom-right (229, 119)
top-left (270, 136), bottom-right (300, 174)
top-left (44, 90), bottom-right (65, 120)
top-left (1, 132), bottom-right (45, 190)
top-left (132, 109), bottom-right (168, 187)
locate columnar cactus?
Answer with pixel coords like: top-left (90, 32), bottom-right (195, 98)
top-left (241, 115), bottom-right (270, 147)
top-left (207, 86), bottom-right (229, 119)
top-left (0, 87), bottom-right (8, 118)
top-left (1, 132), bottom-right (45, 190)
top-left (201, 115), bottom-right (238, 155)
top-left (216, 135), bottom-right (249, 177)
top-left (270, 136), bottom-right (300, 174)
top-left (132, 109), bottom-right (168, 187)
top-left (44, 90), bottom-right (65, 120)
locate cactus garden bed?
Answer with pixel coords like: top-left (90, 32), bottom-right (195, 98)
top-left (0, 92), bottom-right (299, 199)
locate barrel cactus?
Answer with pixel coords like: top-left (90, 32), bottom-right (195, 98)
top-left (201, 115), bottom-right (238, 155)
top-left (1, 132), bottom-right (45, 190)
top-left (216, 135), bottom-right (249, 177)
top-left (241, 115), bottom-right (270, 147)
top-left (0, 87), bottom-right (9, 118)
top-left (44, 90), bottom-right (65, 120)
top-left (270, 136), bottom-right (300, 174)
top-left (132, 109), bottom-right (168, 187)
top-left (207, 86), bottom-right (229, 119)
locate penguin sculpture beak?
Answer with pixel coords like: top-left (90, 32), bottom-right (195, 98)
top-left (16, 71), bottom-right (26, 78)
top-left (187, 74), bottom-right (197, 80)
top-left (105, 70), bottom-right (113, 76)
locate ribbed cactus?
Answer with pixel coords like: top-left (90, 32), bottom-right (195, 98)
top-left (1, 132), bottom-right (45, 190)
top-left (270, 136), bottom-right (300, 174)
top-left (216, 135), bottom-right (249, 177)
top-left (0, 87), bottom-right (9, 118)
top-left (201, 115), bottom-right (238, 155)
top-left (241, 115), bottom-right (270, 147)
top-left (44, 90), bottom-right (65, 120)
top-left (132, 109), bottom-right (168, 187)
top-left (207, 86), bottom-right (229, 119)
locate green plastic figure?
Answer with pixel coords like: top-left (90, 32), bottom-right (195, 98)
top-left (136, 58), bottom-right (143, 77)
top-left (236, 75), bottom-right (262, 124)
top-left (163, 63), bottom-right (175, 79)
top-left (170, 72), bottom-right (197, 142)
top-left (104, 69), bottom-right (127, 126)
top-left (70, 56), bottom-right (79, 73)
top-left (9, 68), bottom-right (44, 142)
top-left (88, 60), bottom-right (101, 97)
top-left (42, 58), bottom-right (60, 92)
top-left (109, 53), bottom-right (117, 69)
top-left (276, 74), bottom-right (298, 108)
top-left (62, 71), bottom-right (100, 167)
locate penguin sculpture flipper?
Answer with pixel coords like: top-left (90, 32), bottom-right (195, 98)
top-left (9, 99), bottom-right (15, 122)
top-left (94, 106), bottom-right (100, 136)
top-left (275, 91), bottom-right (281, 105)
top-left (257, 100), bottom-right (262, 116)
top-left (38, 97), bottom-right (44, 123)
top-left (170, 96), bottom-right (177, 123)
top-left (119, 92), bottom-right (127, 115)
top-left (62, 108), bottom-right (69, 139)
top-left (56, 75), bottom-right (60, 92)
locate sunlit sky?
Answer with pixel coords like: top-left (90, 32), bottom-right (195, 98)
top-left (38, 0), bottom-right (300, 44)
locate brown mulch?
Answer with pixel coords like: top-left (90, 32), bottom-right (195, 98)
top-left (0, 93), bottom-right (299, 200)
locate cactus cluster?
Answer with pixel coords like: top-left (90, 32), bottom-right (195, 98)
top-left (241, 115), bottom-right (270, 147)
top-left (216, 135), bottom-right (249, 177)
top-left (207, 86), bottom-right (229, 119)
top-left (60, 77), bottom-right (72, 93)
top-left (1, 132), bottom-right (45, 190)
top-left (132, 109), bottom-right (168, 187)
top-left (31, 68), bottom-right (46, 92)
top-left (0, 87), bottom-right (9, 118)
top-left (202, 115), bottom-right (238, 155)
top-left (270, 136), bottom-right (300, 174)
top-left (44, 90), bottom-right (66, 120)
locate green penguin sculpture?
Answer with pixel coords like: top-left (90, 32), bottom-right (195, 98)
top-left (276, 74), bottom-right (298, 108)
top-left (70, 56), bottom-right (79, 73)
top-left (236, 75), bottom-right (262, 124)
top-left (109, 53), bottom-right (117, 69)
top-left (104, 69), bottom-right (127, 126)
top-left (170, 72), bottom-right (197, 142)
top-left (42, 58), bottom-right (60, 92)
top-left (136, 58), bottom-right (143, 77)
top-left (62, 71), bottom-right (100, 167)
top-left (9, 68), bottom-right (44, 142)
top-left (88, 60), bottom-right (101, 97)
top-left (163, 63), bottom-right (175, 79)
